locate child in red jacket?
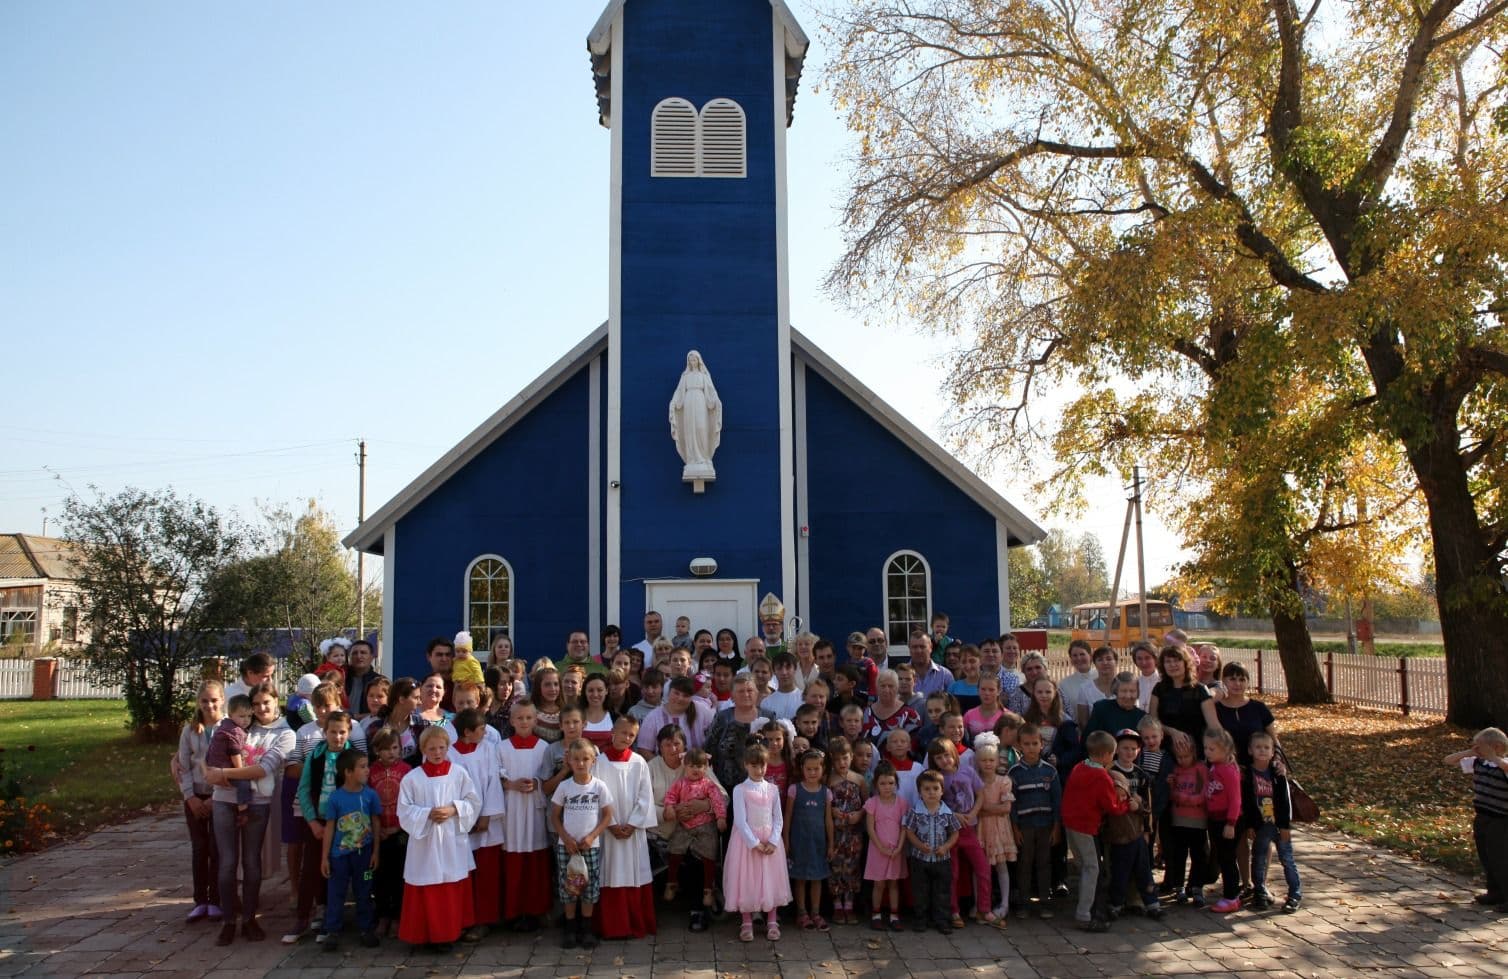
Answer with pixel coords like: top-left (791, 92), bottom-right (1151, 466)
top-left (1061, 730), bottom-right (1135, 931)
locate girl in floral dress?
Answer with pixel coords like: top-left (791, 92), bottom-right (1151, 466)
top-left (972, 734), bottom-right (1015, 926)
top-left (825, 737), bottom-right (868, 924)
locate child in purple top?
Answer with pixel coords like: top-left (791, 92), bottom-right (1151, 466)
top-left (207, 695), bottom-right (255, 815)
top-left (927, 738), bottom-right (993, 926)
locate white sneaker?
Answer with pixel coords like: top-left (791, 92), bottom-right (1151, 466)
top-left (280, 921), bottom-right (309, 945)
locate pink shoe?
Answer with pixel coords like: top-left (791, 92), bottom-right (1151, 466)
top-left (1210, 898), bottom-right (1241, 914)
top-left (766, 921), bottom-right (781, 941)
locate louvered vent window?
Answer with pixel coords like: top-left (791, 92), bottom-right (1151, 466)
top-left (651, 98), bottom-right (699, 177)
top-left (650, 97), bottom-right (747, 179)
top-left (698, 99), bottom-right (746, 178)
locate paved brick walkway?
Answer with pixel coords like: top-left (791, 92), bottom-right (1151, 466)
top-left (1, 812), bottom-right (1506, 977)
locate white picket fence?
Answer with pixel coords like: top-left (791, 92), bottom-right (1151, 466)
top-left (0, 657), bottom-right (292, 701)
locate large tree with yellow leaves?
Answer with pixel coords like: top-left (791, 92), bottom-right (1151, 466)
top-left (825, 0), bottom-right (1507, 724)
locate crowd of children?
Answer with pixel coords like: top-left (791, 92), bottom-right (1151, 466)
top-left (175, 619), bottom-right (1335, 953)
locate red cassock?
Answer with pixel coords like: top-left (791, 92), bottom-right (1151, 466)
top-left (398, 880), bottom-right (474, 944)
top-left (501, 848), bottom-right (553, 918)
top-left (594, 882), bottom-right (657, 939)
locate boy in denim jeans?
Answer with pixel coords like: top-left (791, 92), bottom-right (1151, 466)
top-left (1242, 731), bottom-right (1301, 912)
top-left (903, 770), bottom-right (959, 933)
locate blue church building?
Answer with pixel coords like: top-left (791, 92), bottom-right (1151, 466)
top-left (344, 0), bottom-right (1045, 678)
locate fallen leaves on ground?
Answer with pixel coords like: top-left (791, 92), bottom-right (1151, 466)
top-left (1274, 699), bottom-right (1476, 875)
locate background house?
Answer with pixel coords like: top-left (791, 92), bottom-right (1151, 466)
top-left (0, 534), bottom-right (86, 656)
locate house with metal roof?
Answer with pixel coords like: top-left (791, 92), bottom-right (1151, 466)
top-left (344, 0), bottom-right (1045, 677)
top-left (0, 534), bottom-right (86, 655)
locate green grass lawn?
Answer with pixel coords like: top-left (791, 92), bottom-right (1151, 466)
top-left (0, 700), bottom-right (176, 846)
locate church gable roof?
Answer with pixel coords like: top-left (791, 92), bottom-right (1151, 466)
top-left (344, 322), bottom-right (1045, 555)
top-left (342, 324), bottom-right (607, 554)
top-left (791, 328), bottom-right (1047, 547)
top-left (587, 0), bottom-right (809, 128)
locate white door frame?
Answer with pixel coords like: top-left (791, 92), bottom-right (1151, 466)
top-left (643, 579), bottom-right (761, 642)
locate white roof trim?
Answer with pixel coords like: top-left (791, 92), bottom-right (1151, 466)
top-left (588, 0), bottom-right (808, 54)
top-left (343, 324), bottom-right (608, 554)
top-left (791, 327), bottom-right (1048, 547)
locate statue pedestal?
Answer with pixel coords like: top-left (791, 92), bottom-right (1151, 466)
top-left (683, 463), bottom-right (715, 494)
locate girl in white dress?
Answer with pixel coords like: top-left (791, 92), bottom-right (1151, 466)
top-left (723, 741), bottom-right (792, 942)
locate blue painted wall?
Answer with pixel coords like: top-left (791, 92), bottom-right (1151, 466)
top-left (617, 0), bottom-right (786, 622)
top-left (391, 367), bottom-right (595, 679)
top-left (802, 367), bottom-right (1003, 645)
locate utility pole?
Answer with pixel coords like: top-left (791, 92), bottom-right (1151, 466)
top-left (1132, 465), bottom-right (1149, 642)
top-left (1105, 466), bottom-right (1150, 645)
top-left (356, 439), bottom-right (367, 637)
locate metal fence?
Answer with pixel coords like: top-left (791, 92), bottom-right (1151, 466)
top-left (1041, 647), bottom-right (1448, 716)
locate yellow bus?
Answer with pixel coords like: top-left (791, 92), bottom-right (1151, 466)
top-left (1069, 600), bottom-right (1175, 647)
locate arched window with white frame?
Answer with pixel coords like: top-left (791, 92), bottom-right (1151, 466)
top-left (883, 550), bottom-right (932, 650)
top-left (465, 555), bottom-right (514, 650)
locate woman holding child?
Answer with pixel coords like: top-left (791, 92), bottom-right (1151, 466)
top-left (204, 683), bottom-right (296, 945)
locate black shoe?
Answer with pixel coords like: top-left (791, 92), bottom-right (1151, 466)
top-left (1144, 905), bottom-right (1164, 921)
top-left (911, 919), bottom-right (928, 932)
top-left (1282, 896), bottom-right (1301, 913)
top-left (936, 923), bottom-right (952, 935)
top-left (1252, 892), bottom-right (1273, 911)
top-left (688, 910), bottom-right (708, 932)
top-left (1105, 905), bottom-right (1121, 920)
top-left (432, 942), bottom-right (453, 953)
top-left (322, 936), bottom-right (339, 953)
top-left (1079, 918), bottom-right (1109, 933)
top-left (579, 927), bottom-right (598, 950)
top-left (511, 915), bottom-right (540, 932)
top-left (215, 922), bottom-right (236, 946)
top-left (1053, 883), bottom-right (1071, 900)
top-left (360, 931), bottom-right (379, 948)
top-left (1475, 892), bottom-right (1504, 905)
top-left (561, 922), bottom-right (578, 949)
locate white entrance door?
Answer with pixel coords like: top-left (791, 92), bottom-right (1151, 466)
top-left (643, 579), bottom-right (760, 642)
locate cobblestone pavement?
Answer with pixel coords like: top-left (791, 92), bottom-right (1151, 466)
top-left (2, 812), bottom-right (1507, 977)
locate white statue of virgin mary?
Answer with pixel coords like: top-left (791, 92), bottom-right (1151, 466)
top-left (669, 350), bottom-right (722, 482)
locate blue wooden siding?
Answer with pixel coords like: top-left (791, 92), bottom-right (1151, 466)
top-left (391, 368), bottom-right (594, 677)
top-left (802, 368), bottom-right (1002, 644)
top-left (617, 0), bottom-right (785, 622)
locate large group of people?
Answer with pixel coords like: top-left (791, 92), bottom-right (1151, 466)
top-left (172, 613), bottom-right (1337, 954)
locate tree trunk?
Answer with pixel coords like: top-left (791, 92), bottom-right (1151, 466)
top-left (1406, 435), bottom-right (1508, 728)
top-left (1270, 563), bottom-right (1330, 705)
top-left (1358, 329), bottom-right (1508, 727)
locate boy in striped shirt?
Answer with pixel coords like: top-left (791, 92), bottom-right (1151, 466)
top-left (1447, 727), bottom-right (1508, 912)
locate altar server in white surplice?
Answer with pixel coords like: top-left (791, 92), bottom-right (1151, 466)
top-left (447, 708), bottom-right (507, 938)
top-left (498, 701), bottom-right (554, 924)
top-left (397, 726), bottom-right (479, 949)
top-left (592, 716), bottom-right (658, 938)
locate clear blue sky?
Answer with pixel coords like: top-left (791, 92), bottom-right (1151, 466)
top-left (0, 0), bottom-right (1179, 589)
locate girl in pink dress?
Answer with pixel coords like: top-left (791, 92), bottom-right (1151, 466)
top-left (723, 742), bottom-right (792, 942)
top-left (973, 734), bottom-right (1015, 926)
top-left (862, 763), bottom-right (909, 931)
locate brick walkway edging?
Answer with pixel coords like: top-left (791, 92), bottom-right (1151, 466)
top-left (1, 812), bottom-right (1506, 977)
